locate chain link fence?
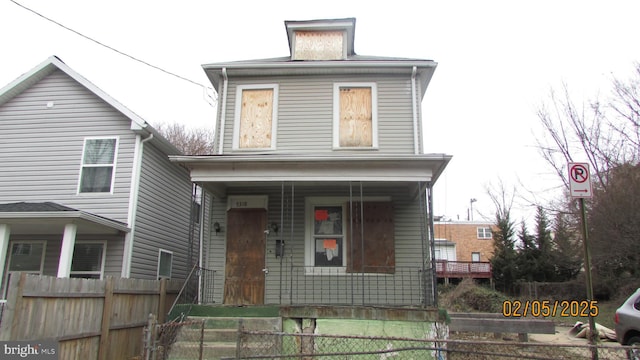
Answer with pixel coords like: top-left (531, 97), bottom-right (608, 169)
top-left (229, 330), bottom-right (637, 359)
top-left (141, 314), bottom-right (206, 360)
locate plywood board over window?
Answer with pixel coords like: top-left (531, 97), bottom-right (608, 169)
top-left (294, 30), bottom-right (344, 60)
top-left (233, 84), bottom-right (278, 151)
top-left (334, 83), bottom-right (377, 149)
top-left (347, 202), bottom-right (395, 274)
top-left (240, 89), bottom-right (273, 148)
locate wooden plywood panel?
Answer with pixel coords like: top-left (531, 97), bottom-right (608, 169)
top-left (339, 87), bottom-right (373, 147)
top-left (239, 89), bottom-right (273, 149)
top-left (294, 31), bottom-right (344, 60)
top-left (347, 202), bottom-right (395, 274)
top-left (224, 209), bottom-right (266, 305)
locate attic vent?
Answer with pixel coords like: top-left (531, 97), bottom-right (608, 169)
top-left (293, 30), bottom-right (345, 60)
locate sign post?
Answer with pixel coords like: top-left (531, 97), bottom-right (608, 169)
top-left (569, 162), bottom-right (598, 360)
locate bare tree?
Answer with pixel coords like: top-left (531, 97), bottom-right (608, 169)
top-left (155, 122), bottom-right (215, 155)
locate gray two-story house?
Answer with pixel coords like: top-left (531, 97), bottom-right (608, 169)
top-left (172, 18), bottom-right (451, 307)
top-left (0, 56), bottom-right (207, 295)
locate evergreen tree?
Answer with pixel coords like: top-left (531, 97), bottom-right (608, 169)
top-left (491, 211), bottom-right (517, 293)
top-left (533, 206), bottom-right (555, 281)
top-left (551, 212), bottom-right (582, 281)
top-left (515, 221), bottom-right (537, 282)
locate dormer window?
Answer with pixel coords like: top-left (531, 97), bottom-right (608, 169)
top-left (285, 18), bottom-right (356, 61)
top-left (333, 82), bottom-right (378, 149)
top-left (292, 30), bottom-right (346, 60)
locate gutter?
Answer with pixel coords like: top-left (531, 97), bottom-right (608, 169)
top-left (217, 68), bottom-right (228, 154)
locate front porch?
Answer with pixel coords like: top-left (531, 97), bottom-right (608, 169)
top-left (0, 202), bottom-right (129, 298)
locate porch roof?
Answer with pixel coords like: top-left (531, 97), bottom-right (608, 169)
top-left (0, 202), bottom-right (130, 235)
top-left (170, 153), bottom-right (451, 184)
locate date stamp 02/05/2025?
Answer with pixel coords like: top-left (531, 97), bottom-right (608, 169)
top-left (502, 300), bottom-right (599, 318)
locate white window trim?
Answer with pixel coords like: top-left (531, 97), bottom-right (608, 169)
top-left (471, 252), bottom-right (481, 262)
top-left (477, 227), bottom-right (492, 239)
top-left (332, 82), bottom-right (379, 150)
top-left (77, 136), bottom-right (119, 194)
top-left (4, 241), bottom-right (46, 297)
top-left (69, 241), bottom-right (107, 279)
top-left (232, 84), bottom-right (279, 151)
top-left (304, 196), bottom-right (390, 275)
top-left (157, 249), bottom-right (173, 279)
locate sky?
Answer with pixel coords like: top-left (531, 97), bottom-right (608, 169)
top-left (1, 0), bottom-right (639, 224)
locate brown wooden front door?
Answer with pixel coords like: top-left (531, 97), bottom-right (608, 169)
top-left (223, 208), bottom-right (266, 305)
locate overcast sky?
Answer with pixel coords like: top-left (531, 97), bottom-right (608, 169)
top-left (1, 0), bottom-right (639, 223)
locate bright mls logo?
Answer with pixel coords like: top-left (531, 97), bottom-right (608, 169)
top-left (1, 341), bottom-right (58, 359)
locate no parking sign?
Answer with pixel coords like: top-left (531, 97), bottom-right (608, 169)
top-left (568, 162), bottom-right (592, 198)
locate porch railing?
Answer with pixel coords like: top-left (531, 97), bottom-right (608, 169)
top-left (435, 260), bottom-right (492, 279)
top-left (167, 265), bottom-right (216, 321)
top-left (284, 266), bottom-right (429, 306)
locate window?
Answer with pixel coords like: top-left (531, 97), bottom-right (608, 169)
top-left (471, 252), bottom-right (481, 262)
top-left (293, 30), bottom-right (345, 60)
top-left (333, 83), bottom-right (378, 149)
top-left (70, 242), bottom-right (106, 279)
top-left (233, 84), bottom-right (278, 151)
top-left (157, 249), bottom-right (173, 279)
top-left (7, 242), bottom-right (45, 274)
top-left (192, 184), bottom-right (202, 224)
top-left (305, 197), bottom-right (394, 274)
top-left (313, 205), bottom-right (344, 267)
top-left (79, 137), bottom-right (118, 193)
top-left (477, 227), bottom-right (492, 239)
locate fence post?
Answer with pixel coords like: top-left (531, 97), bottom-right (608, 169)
top-left (199, 319), bottom-right (205, 360)
top-left (98, 277), bottom-right (114, 360)
top-left (144, 313), bottom-right (157, 360)
top-left (7, 272), bottom-right (27, 341)
top-left (158, 278), bottom-right (167, 324)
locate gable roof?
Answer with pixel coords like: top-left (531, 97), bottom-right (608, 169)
top-left (0, 56), bottom-right (182, 155)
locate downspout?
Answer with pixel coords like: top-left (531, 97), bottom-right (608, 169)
top-left (217, 68), bottom-right (228, 154)
top-left (411, 66), bottom-right (420, 154)
top-left (197, 188), bottom-right (207, 304)
top-left (122, 132), bottom-right (153, 278)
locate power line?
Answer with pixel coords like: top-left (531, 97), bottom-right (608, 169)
top-left (9, 0), bottom-right (216, 105)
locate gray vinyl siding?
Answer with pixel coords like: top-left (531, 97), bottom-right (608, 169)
top-left (0, 70), bottom-right (135, 223)
top-left (204, 183), bottom-right (431, 305)
top-left (130, 142), bottom-right (194, 281)
top-left (220, 75), bottom-right (417, 155)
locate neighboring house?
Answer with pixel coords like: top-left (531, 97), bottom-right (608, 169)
top-left (172, 18), bottom-right (451, 306)
top-left (0, 56), bottom-right (205, 296)
top-left (433, 220), bottom-right (495, 283)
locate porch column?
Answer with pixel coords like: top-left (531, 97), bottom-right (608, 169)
top-left (57, 223), bottom-right (77, 278)
top-left (0, 224), bottom-right (10, 287)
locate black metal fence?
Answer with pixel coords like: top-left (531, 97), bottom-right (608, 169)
top-left (230, 330), bottom-right (636, 359)
top-left (284, 265), bottom-right (433, 306)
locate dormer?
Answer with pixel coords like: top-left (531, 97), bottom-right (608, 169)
top-left (285, 18), bottom-right (356, 61)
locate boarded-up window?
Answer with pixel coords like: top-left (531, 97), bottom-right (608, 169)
top-left (239, 89), bottom-right (273, 149)
top-left (294, 30), bottom-right (344, 60)
top-left (346, 202), bottom-right (395, 274)
top-left (233, 85), bottom-right (278, 151)
top-left (334, 83), bottom-right (377, 148)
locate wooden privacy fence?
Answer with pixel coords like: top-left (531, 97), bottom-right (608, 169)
top-left (0, 273), bottom-right (181, 360)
